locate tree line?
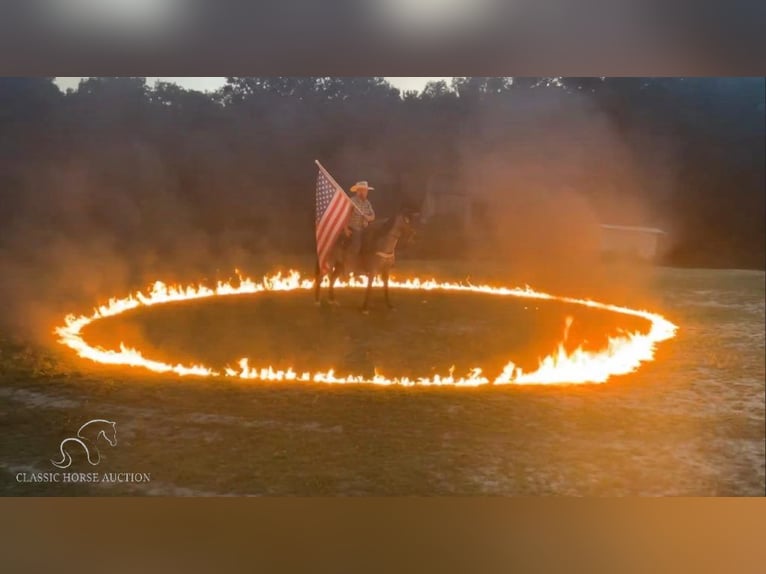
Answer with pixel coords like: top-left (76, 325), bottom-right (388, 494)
top-left (1, 77), bottom-right (763, 277)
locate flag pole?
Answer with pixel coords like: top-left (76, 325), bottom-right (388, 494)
top-left (315, 160), bottom-right (343, 192)
top-left (314, 159), bottom-right (365, 216)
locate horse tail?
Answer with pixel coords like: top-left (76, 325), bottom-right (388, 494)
top-left (51, 440), bottom-right (74, 469)
top-left (51, 438), bottom-right (98, 468)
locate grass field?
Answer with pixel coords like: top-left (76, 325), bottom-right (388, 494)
top-left (1, 262), bottom-right (763, 495)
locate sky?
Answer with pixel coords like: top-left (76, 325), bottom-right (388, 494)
top-left (54, 77), bottom-right (454, 94)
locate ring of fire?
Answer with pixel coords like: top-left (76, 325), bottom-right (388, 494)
top-left (54, 270), bottom-right (678, 387)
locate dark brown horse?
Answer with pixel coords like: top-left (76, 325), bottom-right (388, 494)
top-left (314, 205), bottom-right (418, 312)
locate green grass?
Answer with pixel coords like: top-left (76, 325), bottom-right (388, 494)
top-left (1, 263), bottom-right (763, 495)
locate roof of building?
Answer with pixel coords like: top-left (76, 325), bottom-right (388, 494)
top-left (600, 224), bottom-right (666, 234)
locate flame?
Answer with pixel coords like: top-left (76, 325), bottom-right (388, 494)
top-left (54, 270), bottom-right (677, 386)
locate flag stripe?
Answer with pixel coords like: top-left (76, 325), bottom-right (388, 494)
top-left (314, 164), bottom-right (353, 273)
top-left (317, 190), bottom-right (347, 250)
top-left (317, 194), bottom-right (341, 248)
top-left (317, 195), bottom-right (351, 270)
top-left (317, 192), bottom-right (349, 252)
top-left (323, 204), bottom-right (352, 266)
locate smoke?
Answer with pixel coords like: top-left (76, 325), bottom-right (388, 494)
top-left (0, 77), bottom-right (761, 349)
top-left (0, 78), bottom-right (655, 349)
top-left (454, 84), bottom-right (665, 303)
top-left (0, 119), bottom-right (274, 346)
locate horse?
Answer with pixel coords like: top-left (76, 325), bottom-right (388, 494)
top-left (314, 205), bottom-right (418, 313)
top-left (51, 419), bottom-right (118, 469)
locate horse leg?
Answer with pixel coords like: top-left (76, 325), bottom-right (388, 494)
top-left (383, 268), bottom-right (394, 310)
top-left (361, 271), bottom-right (373, 314)
top-left (314, 260), bottom-right (322, 305)
top-left (329, 265), bottom-right (340, 305)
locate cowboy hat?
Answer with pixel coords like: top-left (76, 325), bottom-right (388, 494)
top-left (350, 181), bottom-right (375, 193)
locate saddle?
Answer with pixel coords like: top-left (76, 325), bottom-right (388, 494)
top-left (337, 231), bottom-right (352, 249)
top-left (336, 218), bottom-right (392, 271)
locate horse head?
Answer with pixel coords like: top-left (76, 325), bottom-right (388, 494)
top-left (396, 202), bottom-right (420, 248)
top-left (78, 419), bottom-right (118, 447)
top-left (98, 421), bottom-right (118, 447)
top-left (51, 419), bottom-right (118, 469)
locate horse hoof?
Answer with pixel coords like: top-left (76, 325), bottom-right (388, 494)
top-left (329, 299), bottom-right (340, 306)
top-left (361, 308), bottom-right (370, 315)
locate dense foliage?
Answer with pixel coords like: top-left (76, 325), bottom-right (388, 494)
top-left (1, 77), bottom-right (763, 282)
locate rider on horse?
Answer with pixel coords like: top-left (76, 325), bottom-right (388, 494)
top-left (345, 180), bottom-right (376, 264)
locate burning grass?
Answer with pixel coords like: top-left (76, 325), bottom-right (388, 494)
top-left (1, 266), bottom-right (762, 496)
top-left (54, 270), bottom-right (678, 386)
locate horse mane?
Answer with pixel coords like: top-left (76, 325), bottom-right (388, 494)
top-left (359, 216), bottom-right (395, 254)
top-left (379, 215), bottom-right (398, 236)
top-left (367, 216), bottom-right (396, 240)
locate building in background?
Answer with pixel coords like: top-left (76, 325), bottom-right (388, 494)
top-left (599, 224), bottom-right (666, 262)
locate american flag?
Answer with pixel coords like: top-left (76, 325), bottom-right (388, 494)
top-left (315, 162), bottom-right (353, 274)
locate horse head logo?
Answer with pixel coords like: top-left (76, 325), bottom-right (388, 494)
top-left (51, 419), bottom-right (118, 469)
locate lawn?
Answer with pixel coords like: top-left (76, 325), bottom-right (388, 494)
top-left (1, 262), bottom-right (763, 495)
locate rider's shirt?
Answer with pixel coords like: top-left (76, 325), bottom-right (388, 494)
top-left (348, 196), bottom-right (375, 230)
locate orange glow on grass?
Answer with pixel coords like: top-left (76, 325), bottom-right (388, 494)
top-left (54, 270), bottom-right (677, 386)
